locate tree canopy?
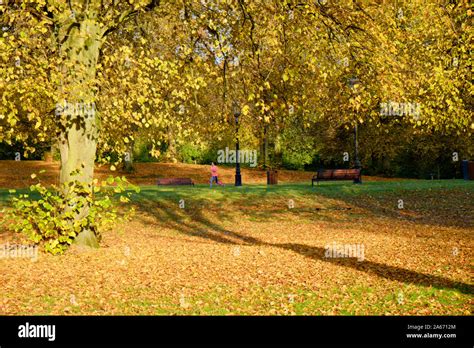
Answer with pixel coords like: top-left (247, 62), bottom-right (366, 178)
top-left (1, 0), bottom-right (472, 247)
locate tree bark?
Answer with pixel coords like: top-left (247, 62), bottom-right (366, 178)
top-left (263, 124), bottom-right (268, 170)
top-left (166, 125), bottom-right (178, 162)
top-left (57, 18), bottom-right (103, 248)
top-left (124, 142), bottom-right (135, 173)
top-left (273, 131), bottom-right (282, 168)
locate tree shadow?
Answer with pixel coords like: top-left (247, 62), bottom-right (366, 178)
top-left (130, 188), bottom-right (473, 295)
top-left (277, 242), bottom-right (472, 294)
top-left (306, 181), bottom-right (474, 229)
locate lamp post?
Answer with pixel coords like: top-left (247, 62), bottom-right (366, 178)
top-left (348, 77), bottom-right (362, 183)
top-left (233, 101), bottom-right (242, 187)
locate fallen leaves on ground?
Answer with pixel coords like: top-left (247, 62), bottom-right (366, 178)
top-left (0, 162), bottom-right (472, 315)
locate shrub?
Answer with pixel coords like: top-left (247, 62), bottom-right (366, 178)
top-left (178, 143), bottom-right (203, 163)
top-left (282, 150), bottom-right (314, 170)
top-left (4, 170), bottom-right (139, 255)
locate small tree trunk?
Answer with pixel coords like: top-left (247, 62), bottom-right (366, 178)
top-left (124, 142), bottom-right (134, 172)
top-left (273, 131), bottom-right (282, 168)
top-left (167, 125), bottom-right (178, 162)
top-left (263, 124), bottom-right (268, 170)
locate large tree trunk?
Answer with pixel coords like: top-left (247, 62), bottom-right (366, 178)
top-left (57, 18), bottom-right (103, 248)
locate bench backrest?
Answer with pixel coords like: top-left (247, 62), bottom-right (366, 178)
top-left (318, 170), bottom-right (333, 179)
top-left (157, 178), bottom-right (194, 185)
top-left (318, 169), bottom-right (360, 179)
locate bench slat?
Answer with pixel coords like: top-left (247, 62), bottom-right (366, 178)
top-left (312, 169), bottom-right (361, 185)
top-left (157, 178), bottom-right (194, 186)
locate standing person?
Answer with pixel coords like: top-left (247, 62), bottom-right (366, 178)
top-left (210, 162), bottom-right (223, 187)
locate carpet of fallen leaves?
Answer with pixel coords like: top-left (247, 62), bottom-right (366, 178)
top-left (0, 161), bottom-right (472, 315)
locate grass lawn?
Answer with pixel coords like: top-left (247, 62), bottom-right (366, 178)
top-left (0, 173), bottom-right (473, 315)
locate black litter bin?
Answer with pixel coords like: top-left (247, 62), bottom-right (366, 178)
top-left (267, 170), bottom-right (278, 185)
top-left (462, 160), bottom-right (469, 180)
top-left (469, 162), bottom-right (474, 180)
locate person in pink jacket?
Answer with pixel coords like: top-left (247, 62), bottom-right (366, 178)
top-left (210, 162), bottom-right (223, 187)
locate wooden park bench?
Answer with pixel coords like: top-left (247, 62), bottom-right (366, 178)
top-left (312, 169), bottom-right (361, 186)
top-left (157, 178), bottom-right (195, 186)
